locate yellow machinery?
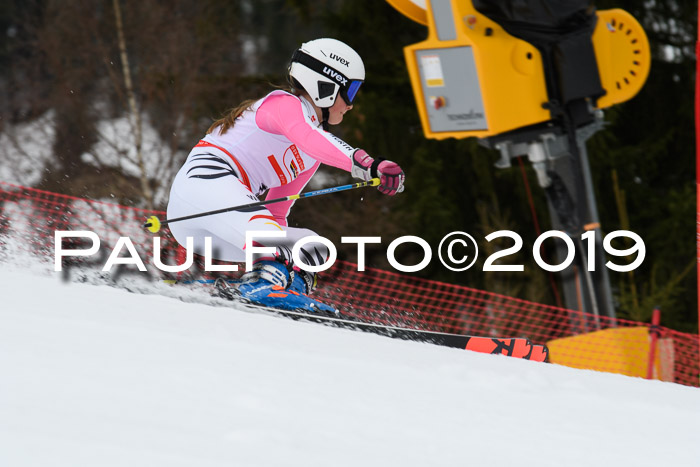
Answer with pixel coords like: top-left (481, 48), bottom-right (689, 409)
top-left (387, 0), bottom-right (650, 140)
top-left (386, 0), bottom-right (652, 321)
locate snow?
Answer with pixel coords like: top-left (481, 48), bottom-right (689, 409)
top-left (85, 114), bottom-right (186, 205)
top-left (1, 263), bottom-right (699, 467)
top-left (0, 111), bottom-right (185, 205)
top-left (0, 111), bottom-right (56, 187)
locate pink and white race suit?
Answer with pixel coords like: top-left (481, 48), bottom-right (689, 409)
top-left (167, 90), bottom-right (356, 266)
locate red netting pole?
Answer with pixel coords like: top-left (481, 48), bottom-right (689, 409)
top-left (646, 308), bottom-right (661, 380)
top-left (696, 0), bottom-right (700, 374)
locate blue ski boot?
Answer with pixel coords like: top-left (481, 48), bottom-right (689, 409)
top-left (234, 260), bottom-right (338, 316)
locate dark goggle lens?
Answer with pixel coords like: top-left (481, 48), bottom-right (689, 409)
top-left (345, 80), bottom-right (363, 103)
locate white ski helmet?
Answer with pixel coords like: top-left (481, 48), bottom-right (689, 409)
top-left (289, 38), bottom-right (365, 108)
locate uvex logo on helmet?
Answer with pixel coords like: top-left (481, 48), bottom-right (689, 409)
top-left (329, 53), bottom-right (350, 67)
top-left (322, 66), bottom-right (348, 86)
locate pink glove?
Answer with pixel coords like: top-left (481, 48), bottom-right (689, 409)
top-left (351, 150), bottom-right (405, 196)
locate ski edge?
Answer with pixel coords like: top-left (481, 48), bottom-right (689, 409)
top-left (213, 287), bottom-right (550, 361)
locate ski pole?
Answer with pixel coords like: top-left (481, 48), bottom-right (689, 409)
top-left (144, 178), bottom-right (380, 233)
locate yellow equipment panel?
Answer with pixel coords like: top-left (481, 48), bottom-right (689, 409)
top-left (391, 0), bottom-right (651, 140)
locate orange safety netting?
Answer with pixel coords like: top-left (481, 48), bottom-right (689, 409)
top-left (1, 180), bottom-right (698, 386)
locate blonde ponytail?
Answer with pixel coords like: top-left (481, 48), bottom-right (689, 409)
top-left (206, 98), bottom-right (258, 135)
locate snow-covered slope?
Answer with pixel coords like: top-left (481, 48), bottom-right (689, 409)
top-left (1, 265), bottom-right (698, 467)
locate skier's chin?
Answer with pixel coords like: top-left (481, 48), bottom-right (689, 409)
top-left (328, 116), bottom-right (344, 125)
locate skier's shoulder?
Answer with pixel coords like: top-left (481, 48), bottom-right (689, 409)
top-left (259, 89), bottom-right (298, 107)
top-left (258, 90), bottom-right (314, 119)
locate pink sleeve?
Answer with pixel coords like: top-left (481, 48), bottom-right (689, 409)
top-left (256, 93), bottom-right (354, 172)
top-left (265, 161), bottom-right (320, 227)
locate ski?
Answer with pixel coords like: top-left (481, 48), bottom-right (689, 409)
top-left (163, 278), bottom-right (222, 284)
top-left (206, 278), bottom-right (549, 362)
top-left (530, 344), bottom-right (549, 362)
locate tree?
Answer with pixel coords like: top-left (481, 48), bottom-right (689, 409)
top-left (0, 0), bottom-right (695, 331)
top-left (0, 0), bottom-right (249, 206)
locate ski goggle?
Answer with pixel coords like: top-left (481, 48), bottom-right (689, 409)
top-left (340, 79), bottom-right (363, 104)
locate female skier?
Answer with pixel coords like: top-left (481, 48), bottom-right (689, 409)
top-left (167, 38), bottom-right (405, 314)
